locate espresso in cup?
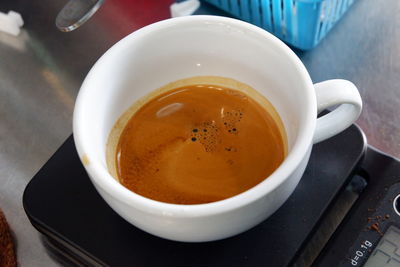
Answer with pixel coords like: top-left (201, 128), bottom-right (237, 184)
top-left (75, 16), bottom-right (362, 241)
top-left (107, 76), bottom-right (287, 204)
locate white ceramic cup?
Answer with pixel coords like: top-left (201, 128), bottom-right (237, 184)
top-left (73, 15), bottom-right (362, 242)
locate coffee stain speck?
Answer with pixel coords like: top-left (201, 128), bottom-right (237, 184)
top-left (82, 154), bottom-right (90, 166)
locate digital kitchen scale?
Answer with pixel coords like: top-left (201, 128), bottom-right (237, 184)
top-left (22, 124), bottom-right (400, 266)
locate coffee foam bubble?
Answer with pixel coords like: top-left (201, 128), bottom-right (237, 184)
top-left (190, 121), bottom-right (220, 152)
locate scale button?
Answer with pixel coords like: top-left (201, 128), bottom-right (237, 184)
top-left (394, 194), bottom-right (400, 216)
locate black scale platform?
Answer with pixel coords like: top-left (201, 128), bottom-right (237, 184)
top-left (24, 124), bottom-right (373, 267)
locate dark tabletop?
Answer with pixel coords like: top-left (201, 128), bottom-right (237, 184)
top-left (298, 0), bottom-right (400, 158)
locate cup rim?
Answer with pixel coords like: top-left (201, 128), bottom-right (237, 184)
top-left (73, 15), bottom-right (316, 217)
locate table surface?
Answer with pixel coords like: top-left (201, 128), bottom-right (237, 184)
top-left (0, 0), bottom-right (399, 266)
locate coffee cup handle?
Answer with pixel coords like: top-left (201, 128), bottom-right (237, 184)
top-left (313, 79), bottom-right (362, 144)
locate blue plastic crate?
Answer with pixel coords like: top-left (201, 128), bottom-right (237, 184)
top-left (202, 0), bottom-right (356, 50)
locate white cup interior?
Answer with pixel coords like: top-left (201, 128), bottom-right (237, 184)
top-left (74, 16), bottom-right (315, 195)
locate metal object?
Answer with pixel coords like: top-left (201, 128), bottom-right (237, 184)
top-left (56, 0), bottom-right (105, 32)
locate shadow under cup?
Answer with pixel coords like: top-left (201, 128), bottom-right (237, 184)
top-left (73, 16), bottom-right (316, 242)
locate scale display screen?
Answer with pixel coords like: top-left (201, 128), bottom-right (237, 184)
top-left (364, 225), bottom-right (400, 267)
